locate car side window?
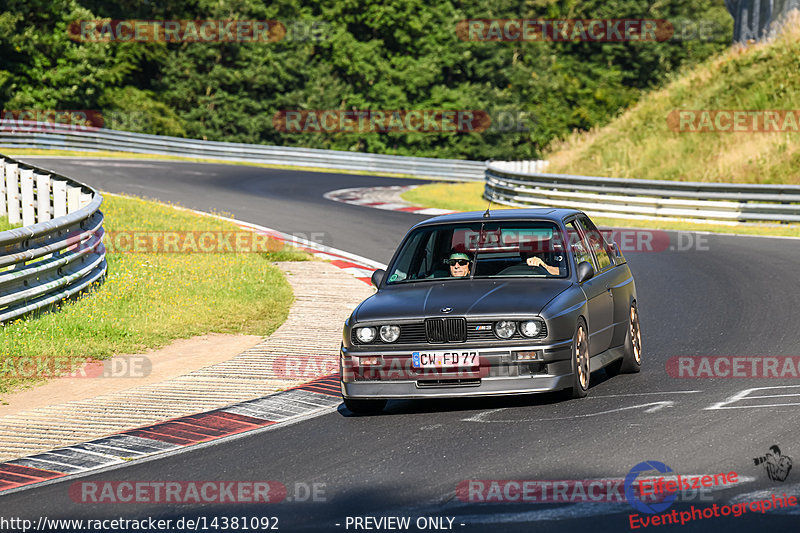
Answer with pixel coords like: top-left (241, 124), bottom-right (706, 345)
top-left (577, 217), bottom-right (614, 271)
top-left (416, 230), bottom-right (445, 278)
top-left (566, 221), bottom-right (596, 270)
top-left (389, 231), bottom-right (429, 282)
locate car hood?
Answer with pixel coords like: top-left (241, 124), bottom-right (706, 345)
top-left (355, 279), bottom-right (573, 322)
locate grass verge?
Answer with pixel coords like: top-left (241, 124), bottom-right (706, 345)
top-left (0, 193), bottom-right (311, 398)
top-left (401, 182), bottom-right (800, 238)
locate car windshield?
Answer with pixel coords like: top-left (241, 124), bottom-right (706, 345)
top-left (385, 221), bottom-right (569, 284)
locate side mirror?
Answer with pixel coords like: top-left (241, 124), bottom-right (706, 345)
top-left (610, 241), bottom-right (621, 258)
top-left (577, 261), bottom-right (595, 283)
top-left (371, 269), bottom-right (386, 288)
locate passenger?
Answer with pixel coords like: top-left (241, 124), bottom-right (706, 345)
top-left (525, 252), bottom-right (560, 275)
top-left (497, 249), bottom-right (560, 276)
top-left (447, 251), bottom-right (472, 277)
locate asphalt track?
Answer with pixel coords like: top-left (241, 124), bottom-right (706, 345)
top-left (5, 158), bottom-right (800, 532)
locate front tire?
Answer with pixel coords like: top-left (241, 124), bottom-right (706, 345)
top-left (565, 319), bottom-right (590, 399)
top-left (343, 398), bottom-right (387, 415)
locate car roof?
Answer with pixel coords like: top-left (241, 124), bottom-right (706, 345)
top-left (410, 208), bottom-right (582, 229)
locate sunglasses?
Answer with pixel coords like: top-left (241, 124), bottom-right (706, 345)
top-left (448, 259), bottom-right (470, 266)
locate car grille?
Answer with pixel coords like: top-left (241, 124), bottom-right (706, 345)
top-left (397, 323), bottom-right (427, 343)
top-left (425, 318), bottom-right (467, 343)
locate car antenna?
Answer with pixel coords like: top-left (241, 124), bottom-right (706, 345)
top-left (472, 213), bottom-right (490, 279)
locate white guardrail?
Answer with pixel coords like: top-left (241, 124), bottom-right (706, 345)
top-left (0, 154), bottom-right (106, 322)
top-left (0, 122), bottom-right (487, 181)
top-left (486, 162), bottom-right (800, 224)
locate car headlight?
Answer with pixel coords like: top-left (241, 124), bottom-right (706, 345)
top-left (379, 325), bottom-right (400, 343)
top-left (355, 327), bottom-right (376, 343)
top-left (519, 320), bottom-right (542, 338)
top-left (494, 320), bottom-right (517, 339)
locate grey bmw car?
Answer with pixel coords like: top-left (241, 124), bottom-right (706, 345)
top-left (340, 208), bottom-right (641, 414)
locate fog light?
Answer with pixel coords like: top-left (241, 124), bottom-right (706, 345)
top-left (514, 350), bottom-right (541, 361)
top-left (355, 356), bottom-right (382, 366)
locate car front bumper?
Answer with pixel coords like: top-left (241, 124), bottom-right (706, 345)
top-left (341, 339), bottom-right (574, 400)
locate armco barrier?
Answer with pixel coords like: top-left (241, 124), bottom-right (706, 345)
top-left (4, 122), bottom-right (797, 224)
top-left (0, 122), bottom-right (486, 181)
top-left (0, 154), bottom-right (106, 322)
top-left (485, 162), bottom-right (800, 224)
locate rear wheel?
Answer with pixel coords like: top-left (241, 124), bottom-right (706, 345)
top-left (565, 319), bottom-right (590, 399)
top-left (343, 398), bottom-right (387, 415)
top-left (607, 302), bottom-right (642, 376)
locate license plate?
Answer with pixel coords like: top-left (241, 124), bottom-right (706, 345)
top-left (412, 351), bottom-right (478, 368)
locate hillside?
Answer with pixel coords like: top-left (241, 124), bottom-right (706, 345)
top-left (544, 13), bottom-right (800, 184)
top-left (0, 0), bottom-right (730, 160)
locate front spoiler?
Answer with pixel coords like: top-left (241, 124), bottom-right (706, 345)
top-left (341, 371), bottom-right (574, 399)
top-left (340, 339), bottom-right (574, 400)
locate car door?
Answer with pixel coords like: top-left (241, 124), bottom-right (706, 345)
top-left (568, 219), bottom-right (614, 355)
top-left (576, 216), bottom-right (632, 347)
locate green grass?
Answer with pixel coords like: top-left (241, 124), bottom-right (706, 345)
top-left (401, 182), bottom-right (800, 238)
top-left (543, 15), bottom-right (800, 185)
top-left (0, 194), bottom-right (311, 397)
top-left (0, 216), bottom-right (21, 232)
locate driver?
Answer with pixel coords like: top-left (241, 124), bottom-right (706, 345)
top-left (447, 251), bottom-right (472, 277)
